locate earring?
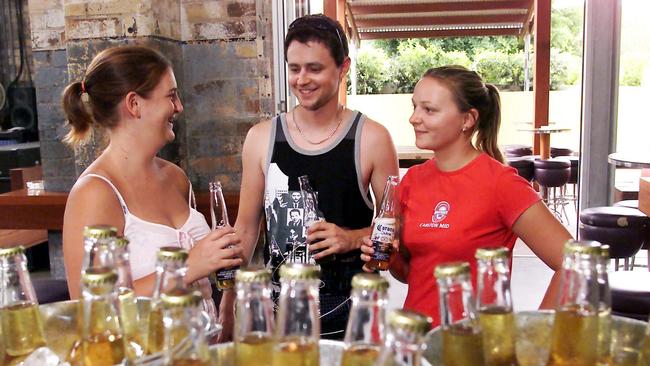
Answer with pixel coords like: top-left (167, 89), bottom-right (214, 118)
top-left (462, 127), bottom-right (467, 132)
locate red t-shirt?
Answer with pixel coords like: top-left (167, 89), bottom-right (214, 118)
top-left (399, 153), bottom-right (540, 326)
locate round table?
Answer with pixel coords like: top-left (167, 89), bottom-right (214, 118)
top-left (517, 126), bottom-right (571, 160)
top-left (608, 152), bottom-right (650, 169)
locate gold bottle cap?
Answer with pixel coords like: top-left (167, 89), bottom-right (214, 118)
top-left (0, 246), bottom-right (25, 258)
top-left (235, 267), bottom-right (272, 283)
top-left (388, 309), bottom-right (432, 334)
top-left (114, 236), bottom-right (129, 249)
top-left (279, 263), bottom-right (321, 280)
top-left (434, 261), bottom-right (470, 279)
top-left (161, 288), bottom-right (202, 308)
top-left (475, 247), bottom-right (509, 260)
top-left (156, 246), bottom-right (189, 262)
top-left (83, 225), bottom-right (118, 239)
top-left (564, 240), bottom-right (602, 256)
top-left (351, 273), bottom-right (389, 291)
top-left (82, 267), bottom-right (118, 286)
top-left (600, 244), bottom-right (610, 259)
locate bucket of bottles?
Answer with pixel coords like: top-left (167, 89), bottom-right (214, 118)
top-left (208, 340), bottom-right (345, 365)
top-left (422, 310), bottom-right (648, 366)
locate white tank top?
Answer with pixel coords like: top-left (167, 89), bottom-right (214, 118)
top-left (82, 174), bottom-right (217, 322)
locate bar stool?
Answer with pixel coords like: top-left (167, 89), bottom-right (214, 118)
top-left (504, 144), bottom-right (533, 158)
top-left (534, 159), bottom-right (571, 223)
top-left (610, 271), bottom-right (650, 320)
top-left (550, 147), bottom-right (574, 158)
top-left (506, 156), bottom-right (535, 182)
top-left (579, 206), bottom-right (648, 270)
top-left (613, 200), bottom-right (650, 270)
top-left (555, 156), bottom-right (580, 211)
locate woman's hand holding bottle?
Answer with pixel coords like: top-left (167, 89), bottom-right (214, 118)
top-left (185, 226), bottom-right (243, 284)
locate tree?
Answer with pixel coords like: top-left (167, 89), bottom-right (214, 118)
top-left (348, 47), bottom-right (389, 94)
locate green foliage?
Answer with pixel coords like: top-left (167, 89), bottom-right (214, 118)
top-left (551, 7), bottom-right (583, 57)
top-left (475, 51), bottom-right (524, 89)
top-left (621, 57), bottom-right (645, 86)
top-left (386, 42), bottom-right (438, 93)
top-left (348, 47), bottom-right (389, 95)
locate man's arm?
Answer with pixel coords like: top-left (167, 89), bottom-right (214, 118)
top-left (218, 120), bottom-right (270, 342)
top-left (308, 118), bottom-right (399, 259)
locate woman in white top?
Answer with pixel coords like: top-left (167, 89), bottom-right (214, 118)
top-left (61, 46), bottom-right (243, 306)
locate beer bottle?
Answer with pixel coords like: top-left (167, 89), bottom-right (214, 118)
top-left (209, 180), bottom-right (238, 290)
top-left (547, 240), bottom-right (601, 366)
top-left (113, 236), bottom-right (144, 358)
top-left (234, 268), bottom-right (274, 366)
top-left (147, 246), bottom-right (189, 355)
top-left (298, 175), bottom-right (334, 264)
top-left (597, 244), bottom-right (612, 366)
top-left (476, 247), bottom-right (518, 366)
top-left (436, 261), bottom-right (486, 366)
top-left (75, 267), bottom-right (126, 366)
top-left (161, 288), bottom-right (210, 366)
top-left (341, 273), bottom-right (389, 366)
top-left (375, 309), bottom-right (431, 366)
top-left (272, 263), bottom-right (321, 366)
top-left (0, 246), bottom-right (47, 360)
top-left (81, 225), bottom-right (118, 271)
top-left (367, 176), bottom-right (398, 271)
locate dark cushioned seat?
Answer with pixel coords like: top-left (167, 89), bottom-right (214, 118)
top-left (504, 144), bottom-right (533, 157)
top-left (33, 278), bottom-right (70, 304)
top-left (550, 147), bottom-right (574, 158)
top-left (534, 159), bottom-right (571, 188)
top-left (610, 271), bottom-right (650, 320)
top-left (506, 156), bottom-right (535, 182)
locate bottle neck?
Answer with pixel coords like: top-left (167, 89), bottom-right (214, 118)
top-left (153, 261), bottom-right (188, 299)
top-left (558, 253), bottom-right (600, 312)
top-left (344, 288), bottom-right (388, 344)
top-left (378, 328), bottom-right (425, 366)
top-left (83, 238), bottom-right (115, 271)
top-left (0, 254), bottom-right (38, 306)
top-left (235, 282), bottom-right (275, 339)
top-left (596, 256), bottom-right (611, 311)
top-left (80, 285), bottom-right (122, 338)
top-left (163, 303), bottom-right (209, 363)
top-left (276, 279), bottom-right (320, 340)
top-left (477, 257), bottom-right (512, 311)
top-left (437, 274), bottom-right (478, 328)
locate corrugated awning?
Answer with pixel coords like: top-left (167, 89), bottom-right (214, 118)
top-left (346, 0), bottom-right (535, 41)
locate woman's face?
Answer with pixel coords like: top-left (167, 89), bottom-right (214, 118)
top-left (409, 77), bottom-right (470, 152)
top-left (138, 67), bottom-right (183, 144)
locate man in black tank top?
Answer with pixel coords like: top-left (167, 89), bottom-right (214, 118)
top-left (218, 15), bottom-right (399, 342)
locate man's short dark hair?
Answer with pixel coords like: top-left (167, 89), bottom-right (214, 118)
top-left (285, 14), bottom-right (349, 66)
top-left (290, 209), bottom-right (301, 216)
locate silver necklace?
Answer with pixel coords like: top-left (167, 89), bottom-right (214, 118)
top-left (292, 107), bottom-right (344, 145)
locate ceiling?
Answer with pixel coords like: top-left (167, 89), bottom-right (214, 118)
top-left (345, 0), bottom-right (535, 41)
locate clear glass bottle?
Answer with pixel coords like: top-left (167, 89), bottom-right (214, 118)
top-left (147, 246), bottom-right (189, 355)
top-left (234, 268), bottom-right (274, 366)
top-left (638, 321), bottom-right (650, 366)
top-left (298, 175), bottom-right (334, 264)
top-left (81, 225), bottom-right (118, 271)
top-left (367, 176), bottom-right (398, 271)
top-left (375, 309), bottom-right (431, 366)
top-left (74, 267), bottom-right (126, 366)
top-left (209, 180), bottom-right (238, 290)
top-left (476, 247), bottom-right (518, 366)
top-left (547, 240), bottom-right (601, 366)
top-left (0, 246), bottom-right (46, 360)
top-left (436, 261), bottom-right (485, 366)
top-left (597, 244), bottom-right (612, 366)
top-left (161, 288), bottom-right (210, 366)
top-left (272, 263), bottom-right (321, 366)
top-left (113, 236), bottom-right (144, 358)
top-left (341, 273), bottom-right (389, 366)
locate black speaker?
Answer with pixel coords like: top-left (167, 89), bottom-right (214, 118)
top-left (7, 84), bottom-right (38, 140)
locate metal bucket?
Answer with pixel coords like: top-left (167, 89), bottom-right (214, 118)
top-left (423, 310), bottom-right (648, 366)
top-left (209, 340), bottom-right (345, 366)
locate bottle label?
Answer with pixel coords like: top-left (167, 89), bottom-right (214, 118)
top-left (217, 267), bottom-right (237, 282)
top-left (370, 218), bottom-right (395, 262)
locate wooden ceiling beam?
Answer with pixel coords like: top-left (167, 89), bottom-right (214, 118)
top-left (520, 0), bottom-right (536, 36)
top-left (359, 28), bottom-right (521, 40)
top-left (356, 14), bottom-right (525, 28)
top-left (351, 1), bottom-right (530, 15)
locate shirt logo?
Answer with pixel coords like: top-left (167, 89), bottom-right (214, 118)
top-left (432, 201), bottom-right (450, 223)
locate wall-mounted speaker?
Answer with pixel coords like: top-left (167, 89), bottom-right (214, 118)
top-left (7, 84), bottom-right (38, 141)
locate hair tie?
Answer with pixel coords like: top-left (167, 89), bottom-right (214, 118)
top-left (80, 80), bottom-right (90, 102)
top-left (81, 80), bottom-right (86, 93)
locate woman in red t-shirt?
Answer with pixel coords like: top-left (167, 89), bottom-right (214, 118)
top-left (360, 66), bottom-right (572, 325)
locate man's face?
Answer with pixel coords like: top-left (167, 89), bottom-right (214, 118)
top-left (291, 192), bottom-right (301, 202)
top-left (290, 211), bottom-right (301, 221)
top-left (286, 40), bottom-right (348, 111)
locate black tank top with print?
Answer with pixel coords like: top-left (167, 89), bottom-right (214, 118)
top-left (263, 111), bottom-right (374, 338)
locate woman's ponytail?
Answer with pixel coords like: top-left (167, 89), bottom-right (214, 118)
top-left (475, 83), bottom-right (504, 163)
top-left (61, 81), bottom-right (93, 146)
